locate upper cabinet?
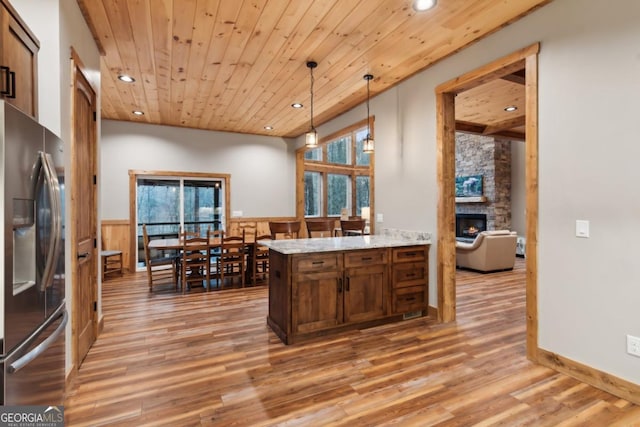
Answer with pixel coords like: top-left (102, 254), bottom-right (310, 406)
top-left (0, 0), bottom-right (38, 118)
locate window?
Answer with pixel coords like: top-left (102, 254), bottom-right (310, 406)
top-left (327, 136), bottom-right (351, 164)
top-left (327, 174), bottom-right (351, 216)
top-left (304, 146), bottom-right (322, 161)
top-left (297, 119), bottom-right (374, 226)
top-left (304, 171), bottom-right (322, 217)
top-left (130, 171), bottom-right (230, 269)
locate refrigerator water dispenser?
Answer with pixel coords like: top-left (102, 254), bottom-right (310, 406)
top-left (13, 224), bottom-right (36, 296)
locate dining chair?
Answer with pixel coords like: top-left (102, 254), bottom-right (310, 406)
top-left (142, 224), bottom-right (178, 292)
top-left (218, 230), bottom-right (246, 288)
top-left (269, 221), bottom-right (300, 239)
top-left (179, 225), bottom-right (201, 239)
top-left (207, 228), bottom-right (224, 290)
top-left (180, 229), bottom-right (210, 293)
top-left (100, 234), bottom-right (123, 282)
top-left (253, 234), bottom-right (271, 286)
top-left (340, 219), bottom-right (366, 236)
top-left (305, 219), bottom-right (335, 238)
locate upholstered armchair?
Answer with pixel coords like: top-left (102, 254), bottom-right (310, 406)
top-left (455, 230), bottom-right (517, 272)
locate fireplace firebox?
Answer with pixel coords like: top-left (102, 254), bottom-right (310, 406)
top-left (456, 213), bottom-right (487, 240)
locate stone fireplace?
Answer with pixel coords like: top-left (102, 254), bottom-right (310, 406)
top-left (455, 132), bottom-right (512, 231)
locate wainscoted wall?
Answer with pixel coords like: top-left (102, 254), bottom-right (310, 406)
top-left (455, 132), bottom-right (512, 231)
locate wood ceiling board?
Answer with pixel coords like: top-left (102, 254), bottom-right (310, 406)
top-left (77, 0), bottom-right (552, 137)
top-left (231, 0), bottom-right (380, 136)
top-left (455, 78), bottom-right (525, 126)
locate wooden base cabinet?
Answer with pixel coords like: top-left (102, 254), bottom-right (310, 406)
top-left (292, 253), bottom-right (343, 334)
top-left (343, 250), bottom-right (388, 323)
top-left (268, 244), bottom-right (429, 344)
top-left (391, 246), bottom-right (429, 314)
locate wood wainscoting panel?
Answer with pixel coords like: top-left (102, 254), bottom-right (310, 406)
top-left (101, 219), bottom-right (130, 272)
top-left (227, 216), bottom-right (298, 239)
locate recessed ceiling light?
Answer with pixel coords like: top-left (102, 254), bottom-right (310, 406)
top-left (132, 110), bottom-right (144, 116)
top-left (504, 105), bottom-right (518, 112)
top-left (412, 0), bottom-right (437, 12)
top-left (118, 74), bottom-right (135, 83)
top-left (291, 103), bottom-right (303, 108)
top-left (264, 126), bottom-right (273, 130)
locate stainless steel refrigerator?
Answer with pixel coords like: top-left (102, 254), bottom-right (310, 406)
top-left (0, 101), bottom-right (66, 406)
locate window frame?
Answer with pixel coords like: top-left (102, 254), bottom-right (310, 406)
top-left (296, 118), bottom-right (374, 231)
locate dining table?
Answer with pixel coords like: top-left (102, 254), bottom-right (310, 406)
top-left (147, 235), bottom-right (258, 286)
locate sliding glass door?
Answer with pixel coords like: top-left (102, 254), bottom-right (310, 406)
top-left (136, 177), bottom-right (224, 267)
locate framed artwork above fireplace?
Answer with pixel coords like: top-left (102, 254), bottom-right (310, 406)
top-left (455, 174), bottom-right (483, 197)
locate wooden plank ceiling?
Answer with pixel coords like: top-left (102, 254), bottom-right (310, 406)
top-left (76, 0), bottom-right (550, 138)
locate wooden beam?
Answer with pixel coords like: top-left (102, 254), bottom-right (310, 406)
top-left (455, 120), bottom-right (486, 134)
top-left (455, 120), bottom-right (525, 141)
top-left (436, 91), bottom-right (457, 323)
top-left (483, 115), bottom-right (526, 135)
top-left (525, 52), bottom-right (539, 362)
top-left (437, 43), bottom-right (540, 94)
top-left (501, 69), bottom-right (526, 85)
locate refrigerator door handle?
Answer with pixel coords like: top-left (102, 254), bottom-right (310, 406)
top-left (8, 310), bottom-right (68, 374)
top-left (35, 151), bottom-right (63, 292)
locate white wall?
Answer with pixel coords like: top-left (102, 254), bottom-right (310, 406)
top-left (12, 0), bottom-right (100, 375)
top-left (100, 120), bottom-right (296, 220)
top-left (311, 0), bottom-right (640, 385)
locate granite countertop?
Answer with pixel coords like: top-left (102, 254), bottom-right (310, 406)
top-left (258, 235), bottom-right (431, 255)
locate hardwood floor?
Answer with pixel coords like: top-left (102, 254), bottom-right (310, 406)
top-left (64, 259), bottom-right (640, 426)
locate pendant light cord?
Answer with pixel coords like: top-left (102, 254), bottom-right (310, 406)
top-left (364, 74), bottom-right (373, 138)
top-left (310, 67), bottom-right (315, 130)
top-left (366, 78), bottom-right (370, 136)
top-left (307, 61), bottom-right (317, 132)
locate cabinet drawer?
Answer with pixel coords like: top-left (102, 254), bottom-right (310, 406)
top-left (344, 249), bottom-right (388, 268)
top-left (392, 246), bottom-right (426, 263)
top-left (392, 262), bottom-right (427, 288)
top-left (293, 253), bottom-right (340, 273)
top-left (393, 286), bottom-right (426, 313)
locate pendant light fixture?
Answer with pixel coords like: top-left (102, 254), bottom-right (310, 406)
top-left (305, 61), bottom-right (318, 147)
top-left (363, 74), bottom-right (374, 153)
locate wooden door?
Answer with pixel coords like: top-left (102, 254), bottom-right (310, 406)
top-left (71, 55), bottom-right (97, 366)
top-left (0, 2), bottom-right (38, 117)
top-left (344, 265), bottom-right (386, 323)
top-left (292, 270), bottom-right (342, 334)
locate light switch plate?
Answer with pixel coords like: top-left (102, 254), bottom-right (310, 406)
top-left (576, 220), bottom-right (589, 238)
top-left (376, 213), bottom-right (383, 223)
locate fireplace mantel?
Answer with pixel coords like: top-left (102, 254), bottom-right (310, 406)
top-left (455, 196), bottom-right (488, 203)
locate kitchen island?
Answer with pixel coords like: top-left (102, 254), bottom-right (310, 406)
top-left (260, 235), bottom-right (431, 344)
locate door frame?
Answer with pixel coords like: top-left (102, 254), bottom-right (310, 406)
top-left (70, 47), bottom-right (99, 370)
top-left (435, 43), bottom-right (539, 360)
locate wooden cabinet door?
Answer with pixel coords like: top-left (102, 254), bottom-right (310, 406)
top-left (344, 264), bottom-right (387, 323)
top-left (0, 4), bottom-right (38, 117)
top-left (292, 270), bottom-right (342, 334)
